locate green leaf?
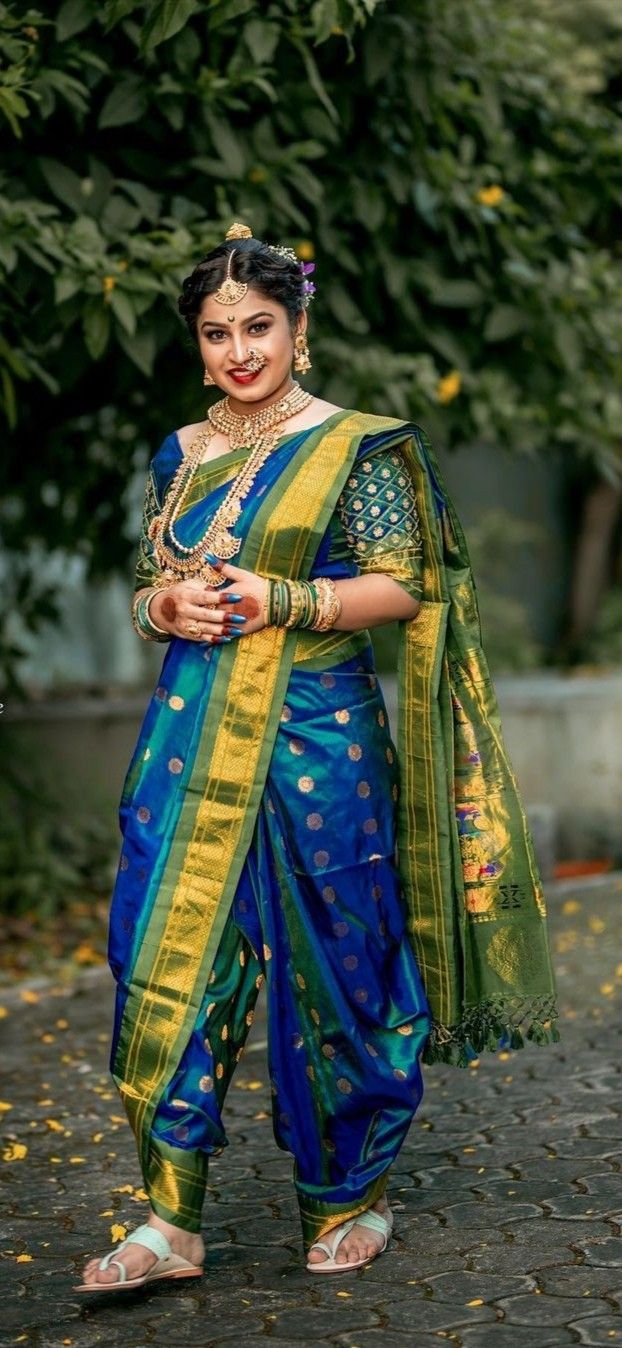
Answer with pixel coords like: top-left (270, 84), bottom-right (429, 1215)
top-left (101, 0), bottom-right (137, 30)
top-left (39, 160), bottom-right (88, 213)
top-left (109, 288), bottom-right (136, 335)
top-left (326, 284), bottom-right (369, 334)
top-left (244, 19), bottom-right (279, 64)
top-left (141, 0), bottom-right (200, 54)
top-left (56, 0), bottom-right (96, 41)
top-left (555, 323), bottom-right (582, 372)
top-left (117, 323), bottom-right (156, 375)
top-left (205, 114), bottom-right (247, 178)
top-left (290, 35), bottom-right (339, 123)
top-left (311, 0), bottom-right (339, 43)
top-left (484, 305), bottom-right (527, 342)
top-left (55, 274), bottom-right (82, 304)
top-left (118, 179), bottom-right (162, 221)
top-left (98, 76), bottom-right (147, 129)
top-left (83, 302), bottom-right (111, 359)
top-left (430, 279), bottom-right (485, 307)
top-left (208, 0), bottom-right (255, 31)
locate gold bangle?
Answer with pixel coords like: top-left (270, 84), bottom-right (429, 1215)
top-left (310, 577), bottom-right (342, 631)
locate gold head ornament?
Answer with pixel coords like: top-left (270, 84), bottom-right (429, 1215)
top-left (212, 223), bottom-right (254, 305)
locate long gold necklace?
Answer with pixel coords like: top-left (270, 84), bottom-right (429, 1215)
top-left (149, 382), bottom-right (313, 588)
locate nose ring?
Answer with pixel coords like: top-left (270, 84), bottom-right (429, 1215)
top-left (244, 346), bottom-right (267, 373)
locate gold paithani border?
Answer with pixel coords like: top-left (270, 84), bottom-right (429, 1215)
top-left (298, 1171), bottom-right (389, 1252)
top-left (115, 413), bottom-right (381, 1175)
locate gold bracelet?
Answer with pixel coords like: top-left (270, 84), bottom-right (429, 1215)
top-left (310, 577), bottom-right (342, 631)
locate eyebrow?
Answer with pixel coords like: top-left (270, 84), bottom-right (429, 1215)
top-left (200, 310), bottom-right (274, 327)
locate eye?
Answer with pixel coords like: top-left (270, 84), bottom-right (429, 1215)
top-left (249, 321), bottom-right (270, 334)
top-left (205, 328), bottom-right (226, 341)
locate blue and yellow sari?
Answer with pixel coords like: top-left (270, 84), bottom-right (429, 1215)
top-left (108, 409), bottom-right (559, 1249)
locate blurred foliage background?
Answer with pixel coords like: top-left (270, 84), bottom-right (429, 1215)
top-left (3, 0), bottom-right (622, 957)
top-left (2, 0), bottom-right (622, 697)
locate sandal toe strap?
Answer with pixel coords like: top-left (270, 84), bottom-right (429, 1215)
top-left (309, 1217), bottom-right (357, 1261)
top-left (354, 1208), bottom-right (392, 1241)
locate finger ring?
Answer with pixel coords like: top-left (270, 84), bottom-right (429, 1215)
top-left (186, 620), bottom-right (200, 635)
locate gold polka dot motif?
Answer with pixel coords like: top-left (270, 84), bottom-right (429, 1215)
top-left (347, 743), bottom-right (363, 761)
top-left (289, 738), bottom-right (305, 756)
top-left (199, 1075), bottom-right (214, 1092)
top-left (298, 775), bottom-right (315, 793)
top-left (307, 812), bottom-right (323, 830)
top-left (168, 757), bottom-right (183, 774)
top-left (168, 694), bottom-right (185, 711)
top-left (136, 806), bottom-right (151, 823)
top-left (335, 709), bottom-right (350, 724)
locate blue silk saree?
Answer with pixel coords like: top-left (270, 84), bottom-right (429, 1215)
top-left (108, 409), bottom-right (560, 1246)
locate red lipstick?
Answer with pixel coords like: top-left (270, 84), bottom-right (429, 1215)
top-left (228, 368), bottom-right (262, 385)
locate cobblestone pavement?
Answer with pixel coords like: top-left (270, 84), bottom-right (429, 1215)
top-left (1, 875), bottom-right (621, 1348)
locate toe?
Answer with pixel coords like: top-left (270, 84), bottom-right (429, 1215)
top-left (307, 1247), bottom-right (328, 1263)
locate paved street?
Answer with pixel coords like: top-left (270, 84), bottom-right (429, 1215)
top-left (1, 875), bottom-right (621, 1348)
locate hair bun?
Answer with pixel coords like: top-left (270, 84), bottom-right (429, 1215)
top-left (225, 222), bottom-right (253, 240)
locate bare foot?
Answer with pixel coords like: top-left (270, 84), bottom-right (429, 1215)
top-left (78, 1210), bottom-right (205, 1287)
top-left (307, 1196), bottom-right (390, 1266)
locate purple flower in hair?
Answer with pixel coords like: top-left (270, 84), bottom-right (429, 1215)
top-left (300, 260), bottom-right (316, 306)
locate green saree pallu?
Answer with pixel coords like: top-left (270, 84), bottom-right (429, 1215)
top-left (108, 408), bottom-right (560, 1245)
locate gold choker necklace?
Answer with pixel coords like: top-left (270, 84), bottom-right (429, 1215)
top-left (207, 383), bottom-right (312, 451)
top-left (149, 382), bottom-right (313, 588)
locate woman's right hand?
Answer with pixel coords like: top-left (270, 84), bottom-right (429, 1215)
top-left (149, 578), bottom-right (246, 643)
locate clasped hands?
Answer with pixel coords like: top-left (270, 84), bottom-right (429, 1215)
top-left (149, 561), bottom-right (268, 644)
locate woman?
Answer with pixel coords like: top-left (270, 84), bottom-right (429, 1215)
top-left (76, 222), bottom-right (559, 1292)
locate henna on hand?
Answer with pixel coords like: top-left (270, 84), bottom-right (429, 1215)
top-left (235, 595), bottom-right (261, 620)
top-left (160, 595), bottom-right (177, 623)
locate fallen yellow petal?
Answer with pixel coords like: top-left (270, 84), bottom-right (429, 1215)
top-left (20, 989), bottom-right (40, 1004)
top-left (99, 1209), bottom-right (114, 1216)
top-left (3, 1142), bottom-right (27, 1161)
top-left (0, 1007), bottom-right (8, 1019)
top-left (44, 1118), bottom-right (64, 1132)
top-left (131, 1188), bottom-right (149, 1202)
top-left (16, 1254), bottom-right (33, 1263)
top-left (91, 1132), bottom-right (104, 1143)
top-left (467, 1298), bottom-right (484, 1305)
top-left (49, 1156), bottom-right (62, 1164)
top-left (600, 983), bottom-right (615, 996)
top-left (55, 1019), bottom-right (69, 1030)
top-left (0, 1101), bottom-right (13, 1112)
top-left (111, 1184), bottom-right (135, 1194)
top-left (40, 1034), bottom-right (55, 1044)
top-left (336, 1290), bottom-right (352, 1297)
top-left (562, 899), bottom-right (580, 914)
top-left (109, 1115), bottom-right (126, 1124)
top-left (110, 1224), bottom-right (127, 1243)
top-left (69, 1156), bottom-right (87, 1164)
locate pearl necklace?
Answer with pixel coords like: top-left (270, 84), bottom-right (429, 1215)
top-left (149, 382), bottom-right (313, 588)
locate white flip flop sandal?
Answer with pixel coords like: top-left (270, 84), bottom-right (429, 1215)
top-left (306, 1205), bottom-right (394, 1274)
top-left (73, 1222), bottom-right (204, 1293)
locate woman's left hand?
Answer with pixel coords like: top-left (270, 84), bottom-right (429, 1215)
top-left (210, 559), bottom-right (269, 635)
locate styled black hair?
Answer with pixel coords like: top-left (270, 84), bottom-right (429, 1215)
top-left (177, 237), bottom-right (306, 344)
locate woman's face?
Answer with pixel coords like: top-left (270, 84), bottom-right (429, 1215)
top-left (197, 286), bottom-right (306, 403)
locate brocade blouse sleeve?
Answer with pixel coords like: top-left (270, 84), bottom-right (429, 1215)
top-left (131, 464), bottom-right (172, 643)
top-left (336, 444), bottom-right (423, 602)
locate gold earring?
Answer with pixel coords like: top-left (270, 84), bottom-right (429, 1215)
top-left (294, 333), bottom-right (312, 373)
top-left (203, 367), bottom-right (215, 386)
